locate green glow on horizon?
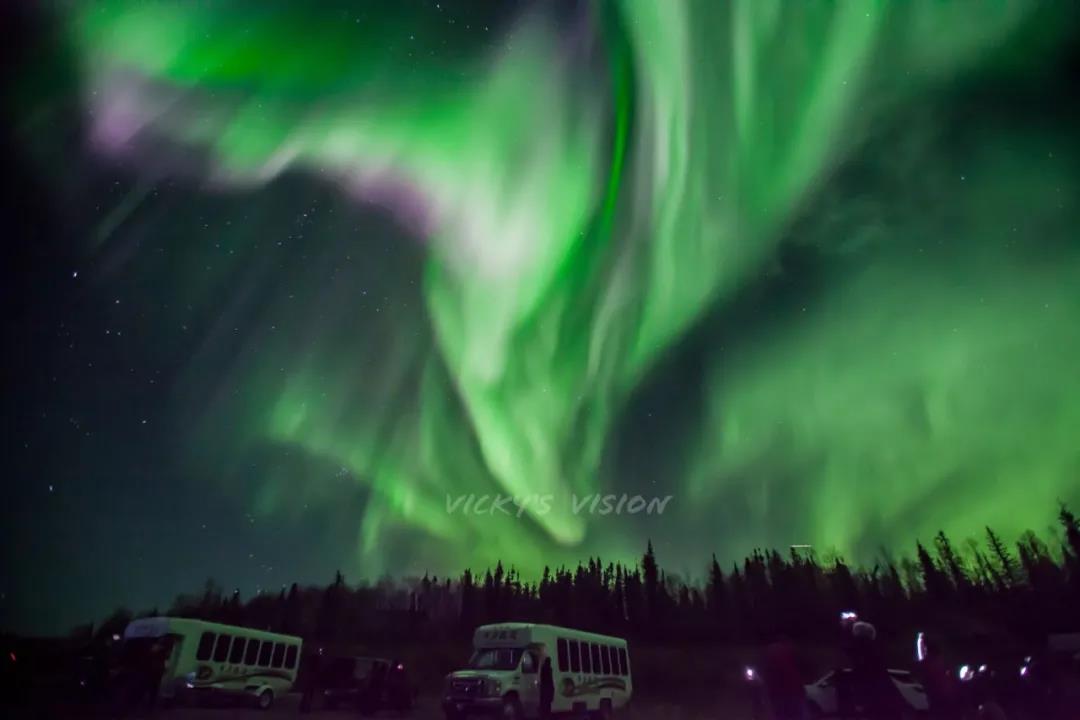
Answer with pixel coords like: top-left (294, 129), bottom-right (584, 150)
top-left (67, 1), bottom-right (1080, 575)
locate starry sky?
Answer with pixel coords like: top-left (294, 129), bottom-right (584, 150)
top-left (4, 1), bottom-right (1080, 634)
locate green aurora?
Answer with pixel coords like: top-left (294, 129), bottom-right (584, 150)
top-left (46, 0), bottom-right (1080, 578)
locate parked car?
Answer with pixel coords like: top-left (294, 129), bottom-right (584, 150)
top-left (804, 668), bottom-right (929, 717)
top-left (321, 655), bottom-right (412, 715)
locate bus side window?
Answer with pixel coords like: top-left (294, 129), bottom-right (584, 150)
top-left (557, 639), bottom-right (568, 672)
top-left (229, 637), bottom-right (246, 664)
top-left (601, 645), bottom-right (611, 674)
top-left (580, 643), bottom-right (591, 674)
top-left (285, 645), bottom-right (298, 670)
top-left (591, 644), bottom-right (600, 673)
top-left (568, 640), bottom-right (580, 673)
top-left (618, 647), bottom-right (628, 676)
top-left (213, 634), bottom-right (232, 663)
top-left (258, 641), bottom-right (273, 667)
top-left (196, 632), bottom-right (216, 662)
top-left (245, 640), bottom-right (260, 666)
top-left (271, 643), bottom-right (285, 668)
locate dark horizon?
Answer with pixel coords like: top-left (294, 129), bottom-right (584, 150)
top-left (9, 503), bottom-right (1080, 643)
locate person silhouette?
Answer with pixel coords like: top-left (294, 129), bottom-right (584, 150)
top-left (299, 650), bottom-right (321, 713)
top-left (539, 656), bottom-right (554, 718)
top-left (761, 635), bottom-right (805, 720)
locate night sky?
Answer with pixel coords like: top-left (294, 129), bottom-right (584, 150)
top-left (4, 1), bottom-right (1080, 635)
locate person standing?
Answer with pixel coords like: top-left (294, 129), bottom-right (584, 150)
top-left (299, 651), bottom-right (322, 714)
top-left (848, 622), bottom-right (903, 720)
top-left (835, 614), bottom-right (859, 719)
top-left (539, 656), bottom-right (554, 718)
top-left (761, 636), bottom-right (807, 720)
top-left (368, 660), bottom-right (388, 713)
top-left (916, 634), bottom-right (959, 720)
top-left (138, 641), bottom-right (168, 715)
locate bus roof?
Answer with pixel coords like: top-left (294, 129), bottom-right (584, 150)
top-left (473, 623), bottom-right (626, 648)
top-left (124, 616), bottom-right (302, 643)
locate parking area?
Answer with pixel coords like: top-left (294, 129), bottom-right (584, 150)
top-left (172, 697), bottom-right (727, 719)
top-left (8, 693), bottom-right (739, 720)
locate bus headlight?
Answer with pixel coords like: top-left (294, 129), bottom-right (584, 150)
top-left (486, 678), bottom-right (502, 696)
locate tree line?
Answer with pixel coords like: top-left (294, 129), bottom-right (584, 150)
top-left (93, 504), bottom-right (1080, 648)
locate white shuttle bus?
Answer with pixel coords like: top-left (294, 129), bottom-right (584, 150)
top-left (123, 616), bottom-right (302, 709)
top-left (443, 623), bottom-right (632, 718)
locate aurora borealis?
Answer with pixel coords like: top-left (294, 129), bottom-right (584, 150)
top-left (4, 1), bottom-right (1080, 632)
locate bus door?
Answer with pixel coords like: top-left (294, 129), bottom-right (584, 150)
top-left (518, 649), bottom-right (541, 716)
top-left (161, 635), bottom-right (183, 697)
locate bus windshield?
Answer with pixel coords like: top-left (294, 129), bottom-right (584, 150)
top-left (468, 647), bottom-right (523, 671)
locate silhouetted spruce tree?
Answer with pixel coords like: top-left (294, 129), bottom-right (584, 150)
top-left (642, 541), bottom-right (660, 631)
top-left (1059, 504), bottom-right (1080, 567)
top-left (481, 569), bottom-right (496, 624)
top-left (280, 582), bottom-right (302, 635)
top-left (419, 573), bottom-right (433, 615)
top-left (196, 578), bottom-right (224, 620)
top-left (829, 558), bottom-right (859, 615)
top-left (223, 589), bottom-right (242, 625)
top-left (1060, 504), bottom-right (1080, 606)
top-left (612, 564), bottom-right (627, 626)
top-left (677, 585), bottom-right (692, 615)
top-left (623, 568), bottom-right (643, 629)
top-left (459, 569), bottom-right (477, 635)
top-left (561, 567), bottom-right (576, 625)
top-left (707, 554), bottom-right (728, 633)
top-left (985, 527), bottom-right (1020, 590)
top-left (935, 531), bottom-right (972, 598)
top-left (917, 542), bottom-right (952, 601)
top-left (968, 545), bottom-right (999, 594)
top-left (878, 563), bottom-right (909, 630)
top-left (1017, 531), bottom-right (1064, 598)
top-left (269, 588), bottom-right (285, 631)
top-left (315, 571), bottom-right (345, 642)
top-left (728, 564), bottom-right (749, 640)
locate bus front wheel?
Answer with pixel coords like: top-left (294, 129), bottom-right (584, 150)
top-left (256, 689), bottom-right (274, 710)
top-left (501, 694), bottom-right (523, 719)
